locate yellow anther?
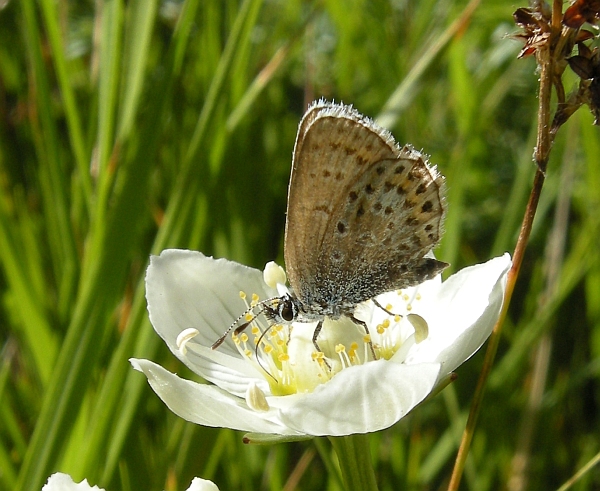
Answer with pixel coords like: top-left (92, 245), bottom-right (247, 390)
top-left (276, 339), bottom-right (285, 347)
top-left (239, 291), bottom-right (247, 299)
top-left (335, 344), bottom-right (346, 353)
top-left (278, 353), bottom-right (290, 362)
top-left (251, 326), bottom-right (259, 335)
top-left (382, 319), bottom-right (390, 328)
top-left (245, 313), bottom-right (253, 322)
top-left (394, 315), bottom-right (401, 323)
top-left (240, 333), bottom-right (248, 343)
top-left (403, 294), bottom-right (409, 301)
top-left (232, 334), bottom-right (240, 344)
top-left (377, 325), bottom-right (385, 334)
top-left (350, 342), bottom-right (358, 351)
top-left (363, 334), bottom-right (371, 343)
top-left (407, 304), bottom-right (413, 311)
top-left (264, 345), bottom-right (273, 354)
top-left (244, 349), bottom-right (252, 357)
top-left (415, 293), bottom-right (422, 301)
top-left (386, 304), bottom-right (393, 311)
top-left (252, 293), bottom-right (260, 303)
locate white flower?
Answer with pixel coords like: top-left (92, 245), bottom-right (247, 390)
top-left (42, 473), bottom-right (103, 491)
top-left (131, 249), bottom-right (511, 437)
top-left (42, 473), bottom-right (218, 491)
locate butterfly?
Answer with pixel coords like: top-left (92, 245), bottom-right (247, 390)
top-left (213, 100), bottom-right (447, 353)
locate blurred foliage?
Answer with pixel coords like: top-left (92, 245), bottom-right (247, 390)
top-left (0, 0), bottom-right (598, 490)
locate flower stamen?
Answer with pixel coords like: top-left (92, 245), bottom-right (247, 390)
top-left (176, 328), bottom-right (199, 355)
top-left (245, 382), bottom-right (270, 412)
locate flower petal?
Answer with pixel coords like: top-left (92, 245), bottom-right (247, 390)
top-left (277, 360), bottom-right (441, 435)
top-left (406, 253), bottom-right (511, 374)
top-left (130, 358), bottom-right (301, 435)
top-left (185, 478), bottom-right (220, 491)
top-left (146, 250), bottom-right (275, 392)
top-left (42, 473), bottom-right (103, 491)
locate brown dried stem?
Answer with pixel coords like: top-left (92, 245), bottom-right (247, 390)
top-left (446, 2), bottom-right (559, 489)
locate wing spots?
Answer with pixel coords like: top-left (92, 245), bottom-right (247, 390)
top-left (348, 191), bottom-right (358, 202)
top-left (406, 217), bottom-right (420, 227)
top-left (314, 204), bottom-right (330, 213)
top-left (337, 221), bottom-right (347, 234)
top-left (394, 165), bottom-right (405, 174)
top-left (384, 206), bottom-right (393, 215)
top-left (416, 183), bottom-right (427, 195)
top-left (425, 224), bottom-right (433, 231)
top-left (345, 147), bottom-right (358, 156)
top-left (323, 169), bottom-right (331, 178)
top-left (335, 171), bottom-right (344, 181)
top-left (373, 202), bottom-right (382, 212)
top-left (396, 185), bottom-right (407, 195)
top-left (358, 232), bottom-right (372, 244)
top-left (382, 237), bottom-right (392, 246)
top-left (356, 205), bottom-right (365, 218)
top-left (383, 181), bottom-right (394, 193)
top-left (376, 165), bottom-right (385, 175)
top-left (403, 199), bottom-right (416, 209)
top-left (365, 183), bottom-right (375, 194)
top-left (387, 221), bottom-right (394, 230)
top-left (421, 200), bottom-right (433, 213)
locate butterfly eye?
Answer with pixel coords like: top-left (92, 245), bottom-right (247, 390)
top-left (279, 300), bottom-right (296, 322)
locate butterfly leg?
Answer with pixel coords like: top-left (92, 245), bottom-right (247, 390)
top-left (311, 320), bottom-right (324, 353)
top-left (372, 299), bottom-right (429, 342)
top-left (350, 315), bottom-right (378, 360)
top-left (311, 321), bottom-right (333, 369)
top-left (372, 298), bottom-right (397, 316)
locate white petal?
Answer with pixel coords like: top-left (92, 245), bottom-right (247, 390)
top-left (42, 473), bottom-right (103, 491)
top-left (145, 250), bottom-right (275, 392)
top-left (406, 253), bottom-right (511, 374)
top-left (130, 358), bottom-right (300, 435)
top-left (185, 478), bottom-right (220, 491)
top-left (263, 261), bottom-right (287, 288)
top-left (278, 360), bottom-right (441, 435)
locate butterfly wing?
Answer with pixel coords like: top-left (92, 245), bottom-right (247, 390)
top-left (284, 101), bottom-right (447, 313)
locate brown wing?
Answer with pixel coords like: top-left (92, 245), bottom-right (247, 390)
top-left (284, 101), bottom-right (447, 310)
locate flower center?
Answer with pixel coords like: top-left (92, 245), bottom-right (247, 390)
top-left (226, 284), bottom-right (429, 396)
top-left (176, 267), bottom-right (430, 398)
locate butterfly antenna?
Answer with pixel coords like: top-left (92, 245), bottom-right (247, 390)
top-left (253, 326), bottom-right (279, 382)
top-left (211, 296), bottom-right (281, 350)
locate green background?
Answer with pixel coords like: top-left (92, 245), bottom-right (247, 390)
top-left (0, 0), bottom-right (599, 490)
